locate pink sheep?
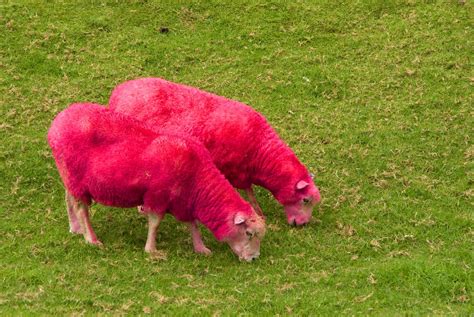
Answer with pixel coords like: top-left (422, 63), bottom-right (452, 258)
top-left (47, 103), bottom-right (265, 261)
top-left (109, 78), bottom-right (321, 226)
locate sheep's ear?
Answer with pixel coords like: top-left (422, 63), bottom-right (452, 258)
top-left (234, 213), bottom-right (247, 225)
top-left (296, 180), bottom-right (309, 190)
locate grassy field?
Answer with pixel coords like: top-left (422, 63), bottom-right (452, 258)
top-left (1, 0), bottom-right (472, 315)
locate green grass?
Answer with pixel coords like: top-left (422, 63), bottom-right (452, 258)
top-left (1, 0), bottom-right (473, 315)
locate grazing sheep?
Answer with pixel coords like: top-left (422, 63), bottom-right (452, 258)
top-left (48, 103), bottom-right (265, 261)
top-left (109, 78), bottom-right (321, 225)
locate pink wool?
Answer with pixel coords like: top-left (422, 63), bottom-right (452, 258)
top-left (47, 103), bottom-right (256, 241)
top-left (109, 78), bottom-right (321, 225)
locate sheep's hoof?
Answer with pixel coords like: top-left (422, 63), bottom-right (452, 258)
top-left (195, 246), bottom-right (212, 256)
top-left (89, 239), bottom-right (103, 247)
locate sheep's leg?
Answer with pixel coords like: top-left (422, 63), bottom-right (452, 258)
top-left (70, 196), bottom-right (102, 246)
top-left (144, 213), bottom-right (164, 253)
top-left (187, 222), bottom-right (211, 255)
top-left (245, 186), bottom-right (265, 218)
top-left (65, 190), bottom-right (82, 234)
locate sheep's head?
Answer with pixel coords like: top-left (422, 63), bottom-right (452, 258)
top-left (280, 173), bottom-right (321, 226)
top-left (224, 211), bottom-right (266, 262)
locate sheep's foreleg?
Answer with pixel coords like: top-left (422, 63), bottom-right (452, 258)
top-left (245, 186), bottom-right (265, 218)
top-left (188, 222), bottom-right (211, 255)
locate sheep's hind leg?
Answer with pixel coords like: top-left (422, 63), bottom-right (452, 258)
top-left (144, 212), bottom-right (164, 254)
top-left (65, 190), bottom-right (82, 234)
top-left (70, 195), bottom-right (102, 246)
top-left (245, 186), bottom-right (265, 218)
top-left (188, 222), bottom-right (211, 255)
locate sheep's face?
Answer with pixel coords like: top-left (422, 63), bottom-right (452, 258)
top-left (284, 176), bottom-right (321, 226)
top-left (225, 212), bottom-right (266, 262)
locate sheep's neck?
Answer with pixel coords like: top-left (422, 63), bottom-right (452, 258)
top-left (250, 128), bottom-right (299, 197)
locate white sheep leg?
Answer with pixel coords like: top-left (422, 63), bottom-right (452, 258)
top-left (65, 190), bottom-right (82, 234)
top-left (144, 213), bottom-right (163, 253)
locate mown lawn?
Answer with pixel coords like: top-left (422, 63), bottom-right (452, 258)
top-left (1, 0), bottom-right (472, 315)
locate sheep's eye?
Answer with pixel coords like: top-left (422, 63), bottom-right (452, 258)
top-left (246, 231), bottom-right (254, 238)
top-left (303, 198), bottom-right (311, 204)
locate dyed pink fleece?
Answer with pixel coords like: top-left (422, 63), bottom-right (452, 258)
top-left (47, 103), bottom-right (254, 240)
top-left (109, 78), bottom-right (320, 205)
